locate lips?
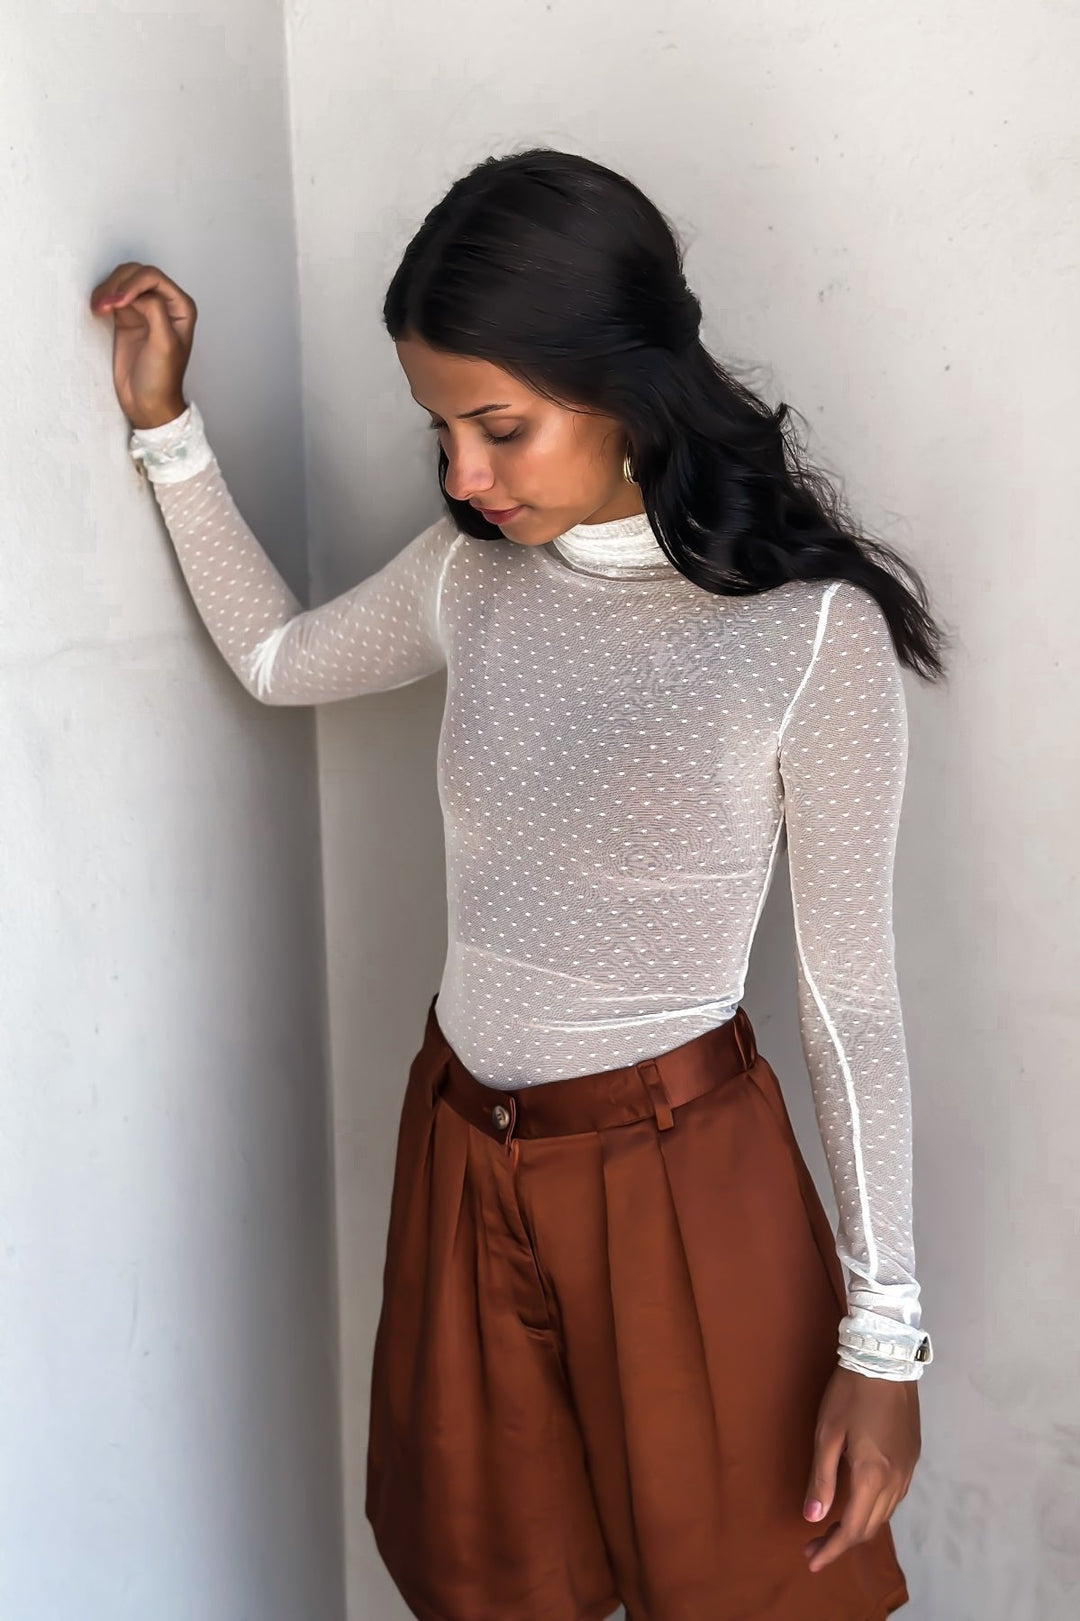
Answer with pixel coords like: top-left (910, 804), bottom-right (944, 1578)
top-left (472, 503), bottom-right (523, 522)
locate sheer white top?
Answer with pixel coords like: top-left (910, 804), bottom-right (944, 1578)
top-left (129, 401), bottom-right (929, 1378)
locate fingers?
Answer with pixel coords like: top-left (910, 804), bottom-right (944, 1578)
top-left (861, 1485), bottom-right (902, 1546)
top-left (803, 1420), bottom-right (844, 1525)
top-left (89, 261), bottom-right (142, 308)
top-left (805, 1463), bottom-right (892, 1574)
top-left (90, 263), bottom-right (196, 329)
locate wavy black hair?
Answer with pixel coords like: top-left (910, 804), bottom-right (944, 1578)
top-left (383, 147), bottom-right (949, 680)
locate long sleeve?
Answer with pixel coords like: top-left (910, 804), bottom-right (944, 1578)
top-left (778, 580), bottom-right (927, 1380)
top-left (129, 401), bottom-right (460, 704)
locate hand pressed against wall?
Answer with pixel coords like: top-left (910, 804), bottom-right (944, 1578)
top-left (90, 262), bottom-right (196, 429)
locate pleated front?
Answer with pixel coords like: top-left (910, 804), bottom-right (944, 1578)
top-left (366, 1001), bottom-right (910, 1621)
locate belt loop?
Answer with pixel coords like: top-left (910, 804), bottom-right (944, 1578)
top-left (638, 1058), bottom-right (675, 1132)
top-left (733, 1007), bottom-right (757, 1072)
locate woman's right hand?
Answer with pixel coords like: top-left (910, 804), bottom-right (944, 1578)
top-left (89, 262), bottom-right (197, 430)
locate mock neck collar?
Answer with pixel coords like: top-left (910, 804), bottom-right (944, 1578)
top-left (547, 509), bottom-right (675, 580)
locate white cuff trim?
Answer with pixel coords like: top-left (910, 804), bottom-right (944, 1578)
top-left (129, 400), bottom-right (214, 485)
top-left (838, 1314), bottom-right (933, 1378)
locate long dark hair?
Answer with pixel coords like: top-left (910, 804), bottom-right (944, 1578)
top-left (384, 147), bottom-right (949, 680)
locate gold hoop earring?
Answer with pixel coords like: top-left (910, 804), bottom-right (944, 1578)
top-left (622, 448), bottom-right (636, 484)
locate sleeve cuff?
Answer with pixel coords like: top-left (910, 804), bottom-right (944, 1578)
top-left (837, 1314), bottom-right (933, 1380)
top-left (129, 399), bottom-right (214, 485)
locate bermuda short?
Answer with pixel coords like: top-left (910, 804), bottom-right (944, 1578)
top-left (365, 995), bottom-right (910, 1621)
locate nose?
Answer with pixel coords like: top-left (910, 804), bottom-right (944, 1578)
top-left (441, 444), bottom-right (497, 505)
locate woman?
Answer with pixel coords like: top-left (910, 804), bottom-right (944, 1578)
top-left (91, 147), bottom-right (947, 1621)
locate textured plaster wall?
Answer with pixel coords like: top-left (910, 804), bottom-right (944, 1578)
top-left (1, 5), bottom-right (344, 1617)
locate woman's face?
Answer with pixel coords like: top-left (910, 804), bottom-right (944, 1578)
top-left (394, 335), bottom-right (643, 544)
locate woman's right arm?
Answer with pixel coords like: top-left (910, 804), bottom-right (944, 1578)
top-left (90, 261), bottom-right (459, 705)
top-left (130, 401), bottom-right (460, 704)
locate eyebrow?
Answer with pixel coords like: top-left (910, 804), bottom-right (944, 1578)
top-left (416, 401), bottom-right (514, 421)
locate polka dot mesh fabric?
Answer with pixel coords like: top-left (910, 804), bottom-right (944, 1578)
top-left (130, 401), bottom-right (926, 1376)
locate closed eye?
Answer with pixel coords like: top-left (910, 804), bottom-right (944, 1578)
top-left (427, 424), bottom-right (522, 446)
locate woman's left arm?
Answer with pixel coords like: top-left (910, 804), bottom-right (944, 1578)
top-left (778, 578), bottom-right (929, 1570)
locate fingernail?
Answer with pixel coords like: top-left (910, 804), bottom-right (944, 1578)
top-left (804, 1500), bottom-right (824, 1521)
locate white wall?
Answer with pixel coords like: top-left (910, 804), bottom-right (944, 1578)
top-left (285, 2), bottom-right (1079, 1618)
top-left (1, 5), bottom-right (343, 1618)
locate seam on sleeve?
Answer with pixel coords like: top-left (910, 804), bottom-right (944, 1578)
top-left (434, 529), bottom-right (466, 648)
top-left (777, 579), bottom-right (842, 748)
top-left (780, 580), bottom-right (880, 1293)
top-left (790, 911), bottom-right (880, 1291)
top-left (248, 622), bottom-right (292, 699)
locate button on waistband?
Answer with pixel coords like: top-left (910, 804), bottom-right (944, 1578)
top-left (491, 1103), bottom-right (511, 1130)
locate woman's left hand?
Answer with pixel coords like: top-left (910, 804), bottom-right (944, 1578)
top-left (802, 1366), bottom-right (921, 1573)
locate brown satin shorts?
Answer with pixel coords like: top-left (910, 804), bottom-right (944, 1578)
top-left (365, 995), bottom-right (910, 1621)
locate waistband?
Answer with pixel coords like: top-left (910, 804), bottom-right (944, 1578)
top-left (424, 995), bottom-right (759, 1145)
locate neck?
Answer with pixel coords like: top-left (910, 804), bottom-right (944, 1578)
top-left (548, 509), bottom-right (675, 580)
